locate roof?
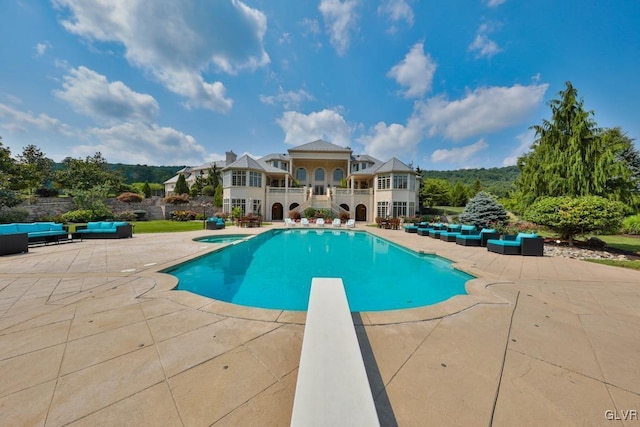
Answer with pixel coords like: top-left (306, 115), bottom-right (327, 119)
top-left (373, 157), bottom-right (415, 174)
top-left (224, 154), bottom-right (265, 171)
top-left (288, 139), bottom-right (352, 153)
top-left (260, 153), bottom-right (290, 162)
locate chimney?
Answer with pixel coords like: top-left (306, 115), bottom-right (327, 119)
top-left (225, 150), bottom-right (237, 165)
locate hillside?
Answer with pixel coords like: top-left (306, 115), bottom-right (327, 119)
top-left (420, 165), bottom-right (519, 197)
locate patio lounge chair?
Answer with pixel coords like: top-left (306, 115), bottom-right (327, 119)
top-left (301, 218), bottom-right (310, 227)
top-left (285, 218), bottom-right (296, 227)
top-left (440, 224), bottom-right (475, 242)
top-left (332, 218), bottom-right (341, 227)
top-left (417, 223), bottom-right (445, 236)
top-left (316, 218), bottom-right (325, 227)
top-left (486, 232), bottom-right (544, 256)
top-left (455, 228), bottom-right (499, 247)
top-left (346, 219), bottom-right (355, 228)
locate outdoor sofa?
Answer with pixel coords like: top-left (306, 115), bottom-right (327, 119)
top-left (75, 221), bottom-right (133, 239)
top-left (486, 232), bottom-right (544, 256)
top-left (455, 228), bottom-right (500, 247)
top-left (206, 217), bottom-right (226, 230)
top-left (0, 227), bottom-right (28, 255)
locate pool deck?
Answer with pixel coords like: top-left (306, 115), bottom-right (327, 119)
top-left (1, 224), bottom-right (639, 426)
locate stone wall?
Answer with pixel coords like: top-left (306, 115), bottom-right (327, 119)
top-left (15, 196), bottom-right (219, 221)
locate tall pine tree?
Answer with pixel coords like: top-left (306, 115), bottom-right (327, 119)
top-left (515, 82), bottom-right (632, 210)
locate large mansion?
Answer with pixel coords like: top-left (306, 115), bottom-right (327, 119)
top-left (164, 140), bottom-right (421, 222)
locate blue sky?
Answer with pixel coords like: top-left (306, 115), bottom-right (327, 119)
top-left (0, 1), bottom-right (638, 170)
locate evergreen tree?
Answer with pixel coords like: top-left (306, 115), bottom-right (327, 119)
top-left (516, 82), bottom-right (632, 209)
top-left (0, 137), bottom-right (20, 209)
top-left (142, 182), bottom-right (152, 198)
top-left (16, 144), bottom-right (54, 198)
top-left (213, 184), bottom-right (223, 208)
top-left (174, 174), bottom-right (190, 195)
top-left (470, 179), bottom-right (482, 197)
top-left (459, 192), bottom-right (509, 228)
top-left (449, 181), bottom-right (469, 207)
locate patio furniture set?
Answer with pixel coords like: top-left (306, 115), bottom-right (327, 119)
top-left (0, 221), bottom-right (133, 256)
top-left (404, 222), bottom-right (544, 256)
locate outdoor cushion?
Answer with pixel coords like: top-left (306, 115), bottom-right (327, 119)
top-left (87, 222), bottom-right (102, 229)
top-left (487, 239), bottom-right (521, 247)
top-left (461, 225), bottom-right (476, 232)
top-left (100, 222), bottom-right (114, 229)
top-left (16, 224), bottom-right (39, 233)
top-left (0, 224), bottom-right (20, 234)
top-left (480, 228), bottom-right (496, 234)
top-left (447, 224), bottom-right (461, 231)
top-left (516, 232), bottom-right (538, 241)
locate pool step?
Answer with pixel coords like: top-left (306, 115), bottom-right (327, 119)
top-left (291, 278), bottom-right (380, 427)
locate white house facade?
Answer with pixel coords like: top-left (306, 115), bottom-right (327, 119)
top-left (165, 140), bottom-right (421, 222)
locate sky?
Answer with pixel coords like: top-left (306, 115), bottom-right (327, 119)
top-left (0, 1), bottom-right (639, 170)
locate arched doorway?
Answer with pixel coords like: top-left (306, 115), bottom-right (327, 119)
top-left (272, 203), bottom-right (283, 220)
top-left (356, 204), bottom-right (367, 221)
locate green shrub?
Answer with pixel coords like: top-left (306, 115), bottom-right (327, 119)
top-left (459, 191), bottom-right (509, 228)
top-left (61, 209), bottom-right (96, 223)
top-left (524, 196), bottom-right (626, 245)
top-left (621, 214), bottom-right (640, 235)
top-left (0, 208), bottom-right (30, 223)
top-left (304, 207), bottom-right (316, 218)
top-left (202, 185), bottom-right (215, 196)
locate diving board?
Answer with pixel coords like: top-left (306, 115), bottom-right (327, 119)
top-left (291, 278), bottom-right (380, 427)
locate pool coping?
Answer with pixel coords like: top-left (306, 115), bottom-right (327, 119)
top-left (144, 227), bottom-right (512, 326)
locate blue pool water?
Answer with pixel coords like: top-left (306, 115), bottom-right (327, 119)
top-left (167, 229), bottom-right (472, 312)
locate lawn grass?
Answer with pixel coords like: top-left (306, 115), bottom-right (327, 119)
top-left (132, 220), bottom-right (209, 233)
top-left (433, 206), bottom-right (464, 215)
top-left (585, 259), bottom-right (640, 271)
top-left (589, 235), bottom-right (640, 254)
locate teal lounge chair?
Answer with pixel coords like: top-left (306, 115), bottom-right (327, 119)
top-left (455, 228), bottom-right (499, 247)
top-left (486, 232), bottom-right (544, 256)
top-left (440, 224), bottom-right (474, 242)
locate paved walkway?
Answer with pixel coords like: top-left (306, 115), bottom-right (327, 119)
top-left (1, 225), bottom-right (639, 426)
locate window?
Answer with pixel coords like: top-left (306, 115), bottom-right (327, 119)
top-left (377, 201), bottom-right (389, 218)
top-left (333, 168), bottom-right (344, 182)
top-left (377, 174), bottom-right (391, 190)
top-left (361, 163), bottom-right (367, 170)
top-left (249, 171), bottom-right (262, 187)
top-left (252, 199), bottom-right (261, 214)
top-left (296, 168), bottom-right (307, 182)
top-left (231, 198), bottom-right (246, 214)
top-left (232, 171), bottom-right (246, 186)
top-left (392, 201), bottom-right (407, 218)
top-left (393, 174), bottom-right (408, 189)
top-left (352, 163), bottom-right (360, 172)
top-left (223, 171), bottom-right (231, 187)
top-left (223, 198), bottom-right (230, 213)
top-left (314, 168), bottom-right (325, 181)
top-left (409, 202), bottom-right (415, 217)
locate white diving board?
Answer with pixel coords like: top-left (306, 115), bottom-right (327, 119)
top-left (291, 278), bottom-right (380, 427)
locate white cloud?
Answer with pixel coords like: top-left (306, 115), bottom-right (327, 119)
top-left (0, 103), bottom-right (73, 136)
top-left (378, 0), bottom-right (414, 27)
top-left (35, 41), bottom-right (52, 57)
top-left (416, 83), bottom-right (548, 140)
top-left (387, 42), bottom-right (436, 98)
top-left (469, 23), bottom-right (502, 59)
top-left (319, 0), bottom-right (360, 55)
top-left (52, 0), bottom-right (269, 112)
top-left (486, 0), bottom-right (506, 6)
top-left (431, 139), bottom-right (488, 163)
top-left (259, 87), bottom-right (314, 109)
top-left (85, 122), bottom-right (206, 165)
top-left (358, 118), bottom-right (423, 160)
top-left (502, 129), bottom-right (536, 166)
top-left (53, 66), bottom-right (159, 123)
top-left (276, 109), bottom-right (352, 146)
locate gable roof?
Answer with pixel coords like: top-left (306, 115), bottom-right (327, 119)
top-left (288, 139), bottom-right (352, 153)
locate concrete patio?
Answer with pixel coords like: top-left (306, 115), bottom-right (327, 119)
top-left (1, 225), bottom-right (639, 426)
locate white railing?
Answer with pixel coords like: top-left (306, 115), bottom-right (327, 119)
top-left (267, 187), bottom-right (306, 194)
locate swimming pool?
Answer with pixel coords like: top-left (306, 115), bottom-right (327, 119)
top-left (167, 229), bottom-right (473, 312)
top-left (194, 234), bottom-right (250, 244)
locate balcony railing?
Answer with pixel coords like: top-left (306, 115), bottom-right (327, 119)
top-left (267, 187), bottom-right (306, 194)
